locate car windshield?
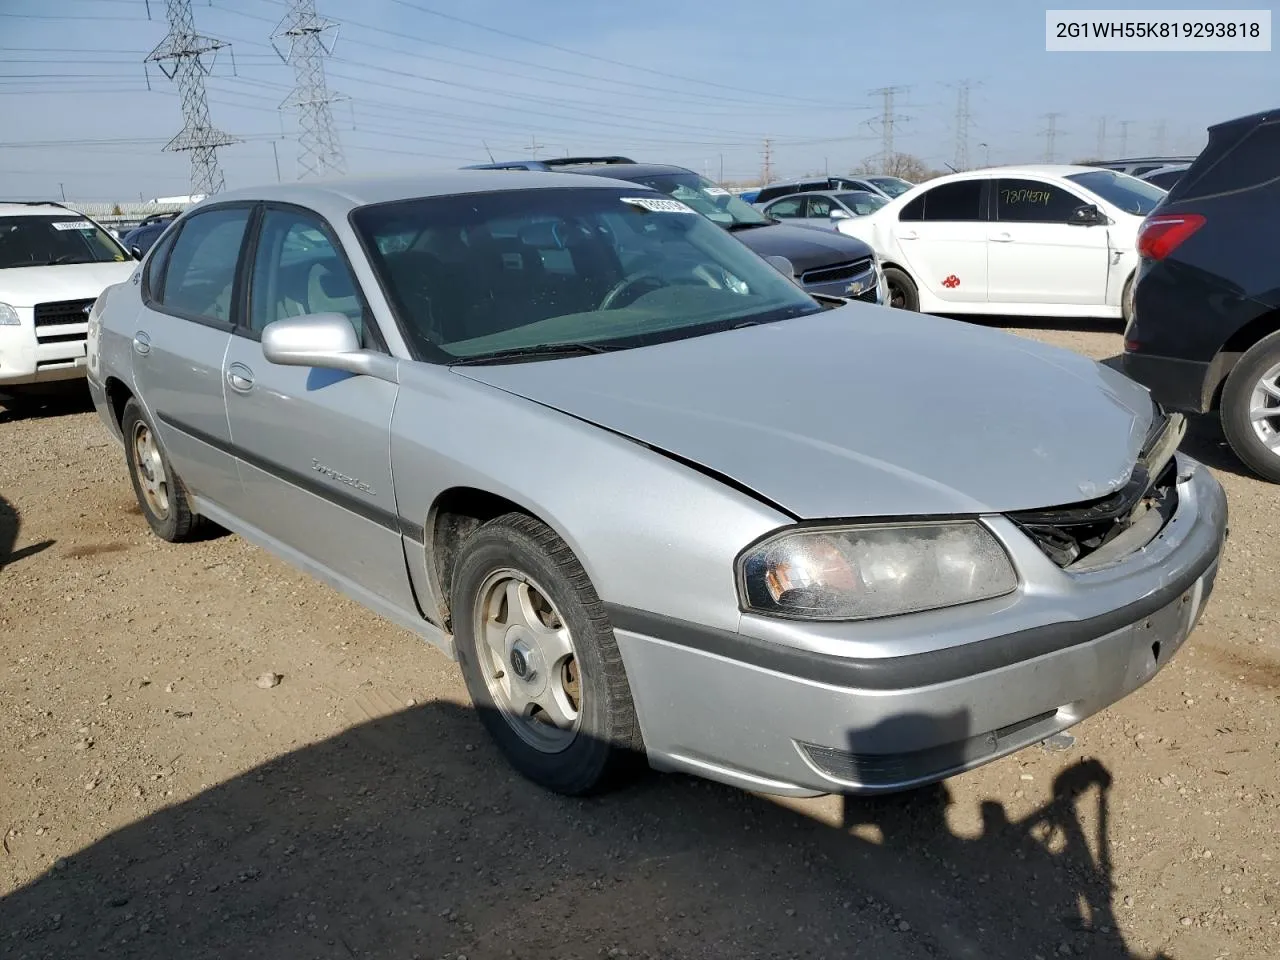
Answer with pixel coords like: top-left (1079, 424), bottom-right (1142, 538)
top-left (836, 192), bottom-right (889, 215)
top-left (625, 172), bottom-right (771, 228)
top-left (1064, 170), bottom-right (1167, 216)
top-left (0, 214), bottom-right (129, 269)
top-left (867, 176), bottom-right (913, 197)
top-left (353, 187), bottom-right (820, 363)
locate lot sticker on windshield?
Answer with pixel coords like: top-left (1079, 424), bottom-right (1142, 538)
top-left (621, 197), bottom-right (697, 214)
top-left (703, 186), bottom-right (731, 197)
top-left (51, 220), bottom-right (95, 231)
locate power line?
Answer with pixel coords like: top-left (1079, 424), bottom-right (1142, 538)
top-left (1040, 112), bottom-right (1065, 163)
top-left (273, 0), bottom-right (346, 179)
top-left (145, 0), bottom-right (240, 197)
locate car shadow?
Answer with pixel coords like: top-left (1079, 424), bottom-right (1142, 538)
top-left (0, 382), bottom-right (95, 424)
top-left (0, 492), bottom-right (54, 573)
top-left (0, 700), bottom-right (1169, 959)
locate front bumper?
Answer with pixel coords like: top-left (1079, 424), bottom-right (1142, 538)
top-left (609, 455), bottom-right (1227, 796)
top-left (0, 312), bottom-right (89, 386)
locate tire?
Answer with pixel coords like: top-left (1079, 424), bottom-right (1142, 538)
top-left (1121, 273), bottom-right (1136, 327)
top-left (121, 398), bottom-right (203, 541)
top-left (882, 267), bottom-right (919, 311)
top-left (451, 512), bottom-right (643, 795)
top-left (1220, 330), bottom-right (1280, 483)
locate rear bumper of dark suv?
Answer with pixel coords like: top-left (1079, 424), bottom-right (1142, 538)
top-left (1121, 352), bottom-right (1215, 414)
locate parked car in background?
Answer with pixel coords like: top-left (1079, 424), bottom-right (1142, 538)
top-left (837, 165), bottom-right (1163, 318)
top-left (121, 212), bottom-right (180, 257)
top-left (753, 175), bottom-right (909, 207)
top-left (0, 201), bottom-right (136, 392)
top-left (1084, 156), bottom-right (1198, 178)
top-left (762, 190), bottom-right (889, 233)
top-left (88, 172), bottom-right (1226, 798)
top-left (1139, 164), bottom-right (1190, 191)
top-left (467, 159), bottom-right (885, 304)
top-left (1124, 107), bottom-right (1280, 481)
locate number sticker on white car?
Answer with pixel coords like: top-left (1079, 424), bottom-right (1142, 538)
top-left (621, 197), bottom-right (697, 214)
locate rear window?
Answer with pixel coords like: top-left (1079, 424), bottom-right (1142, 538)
top-left (1168, 117), bottom-right (1280, 202)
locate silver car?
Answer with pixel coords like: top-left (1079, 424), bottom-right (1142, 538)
top-left (87, 172), bottom-right (1227, 798)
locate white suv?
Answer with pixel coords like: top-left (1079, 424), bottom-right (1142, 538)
top-left (1, 202), bottom-right (138, 390)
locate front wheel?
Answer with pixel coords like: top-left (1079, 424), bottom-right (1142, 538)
top-left (1220, 331), bottom-right (1280, 483)
top-left (121, 398), bottom-right (203, 541)
top-left (882, 267), bottom-right (919, 311)
top-left (451, 513), bottom-right (643, 795)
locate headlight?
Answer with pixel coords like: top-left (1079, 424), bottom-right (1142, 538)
top-left (737, 520), bottom-right (1017, 621)
top-left (0, 302), bottom-right (20, 325)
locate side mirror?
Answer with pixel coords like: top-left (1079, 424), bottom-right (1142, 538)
top-left (261, 313), bottom-right (398, 383)
top-left (1069, 203), bottom-right (1104, 226)
top-left (130, 246), bottom-right (144, 260)
top-left (829, 208), bottom-right (851, 221)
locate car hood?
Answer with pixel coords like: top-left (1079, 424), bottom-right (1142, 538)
top-left (0, 260), bottom-right (137, 307)
top-left (733, 222), bottom-right (875, 273)
top-left (455, 306), bottom-right (1155, 519)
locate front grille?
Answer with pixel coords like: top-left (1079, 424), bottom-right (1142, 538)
top-left (854, 286), bottom-right (879, 304)
top-left (1008, 410), bottom-right (1184, 568)
top-left (33, 298), bottom-right (95, 328)
top-left (800, 257), bottom-right (873, 286)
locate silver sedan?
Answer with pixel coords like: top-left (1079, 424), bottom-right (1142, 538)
top-left (87, 172), bottom-right (1227, 797)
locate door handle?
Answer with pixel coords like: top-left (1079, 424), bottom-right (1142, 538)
top-left (989, 232), bottom-right (1014, 242)
top-left (898, 230), bottom-right (919, 240)
top-left (227, 362), bottom-right (255, 392)
top-left (132, 332), bottom-right (151, 356)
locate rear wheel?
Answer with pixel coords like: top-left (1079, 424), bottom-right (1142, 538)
top-left (1220, 331), bottom-right (1280, 483)
top-left (452, 512), bottom-right (642, 795)
top-left (1121, 273), bottom-right (1136, 326)
top-left (882, 267), bottom-right (919, 311)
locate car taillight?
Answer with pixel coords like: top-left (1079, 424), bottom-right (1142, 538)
top-left (1136, 213), bottom-right (1205, 261)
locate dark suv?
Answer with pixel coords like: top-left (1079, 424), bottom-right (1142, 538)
top-left (464, 158), bottom-right (885, 304)
top-left (1123, 107), bottom-right (1280, 480)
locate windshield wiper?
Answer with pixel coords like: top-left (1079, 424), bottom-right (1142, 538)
top-left (726, 221), bottom-right (770, 232)
top-left (36, 255), bottom-right (90, 266)
top-left (449, 342), bottom-right (611, 365)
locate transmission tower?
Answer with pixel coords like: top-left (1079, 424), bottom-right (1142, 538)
top-left (1117, 120), bottom-right (1134, 157)
top-left (273, 0), bottom-right (347, 179)
top-left (1040, 112), bottom-right (1064, 163)
top-left (1151, 119), bottom-right (1168, 155)
top-left (1095, 116), bottom-right (1108, 160)
top-left (145, 0), bottom-right (239, 197)
top-left (947, 79), bottom-right (977, 170)
top-left (868, 86), bottom-right (911, 174)
top-left (760, 138), bottom-right (774, 184)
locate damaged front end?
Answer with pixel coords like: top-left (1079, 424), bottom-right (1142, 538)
top-left (1008, 409), bottom-right (1186, 570)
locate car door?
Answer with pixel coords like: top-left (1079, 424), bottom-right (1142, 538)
top-left (986, 178), bottom-right (1110, 306)
top-left (803, 195), bottom-right (838, 230)
top-left (130, 204), bottom-right (253, 511)
top-left (891, 179), bottom-right (989, 303)
top-left (219, 204), bottom-right (418, 610)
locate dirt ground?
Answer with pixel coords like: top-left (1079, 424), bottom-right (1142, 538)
top-left (1, 318), bottom-right (1277, 960)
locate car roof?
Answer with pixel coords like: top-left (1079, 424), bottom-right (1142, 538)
top-left (0, 201), bottom-right (82, 217)
top-left (761, 175), bottom-right (867, 188)
top-left (765, 189), bottom-right (878, 201)
top-left (209, 170), bottom-right (654, 213)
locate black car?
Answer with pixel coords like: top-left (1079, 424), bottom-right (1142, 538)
top-left (464, 159), bottom-right (884, 304)
top-left (121, 213), bottom-right (179, 256)
top-left (1123, 107), bottom-right (1280, 480)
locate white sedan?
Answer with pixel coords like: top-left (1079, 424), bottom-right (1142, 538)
top-left (837, 165), bottom-right (1166, 321)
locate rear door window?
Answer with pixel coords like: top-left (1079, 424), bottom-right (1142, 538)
top-left (766, 197), bottom-right (805, 219)
top-left (918, 180), bottom-right (986, 222)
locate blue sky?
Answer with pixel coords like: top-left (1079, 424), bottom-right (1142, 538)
top-left (0, 0), bottom-right (1275, 199)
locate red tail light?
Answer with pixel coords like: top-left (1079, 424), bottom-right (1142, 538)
top-left (1137, 213), bottom-right (1205, 261)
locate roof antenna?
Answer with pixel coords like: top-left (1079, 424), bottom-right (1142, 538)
top-left (482, 140), bottom-right (495, 163)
